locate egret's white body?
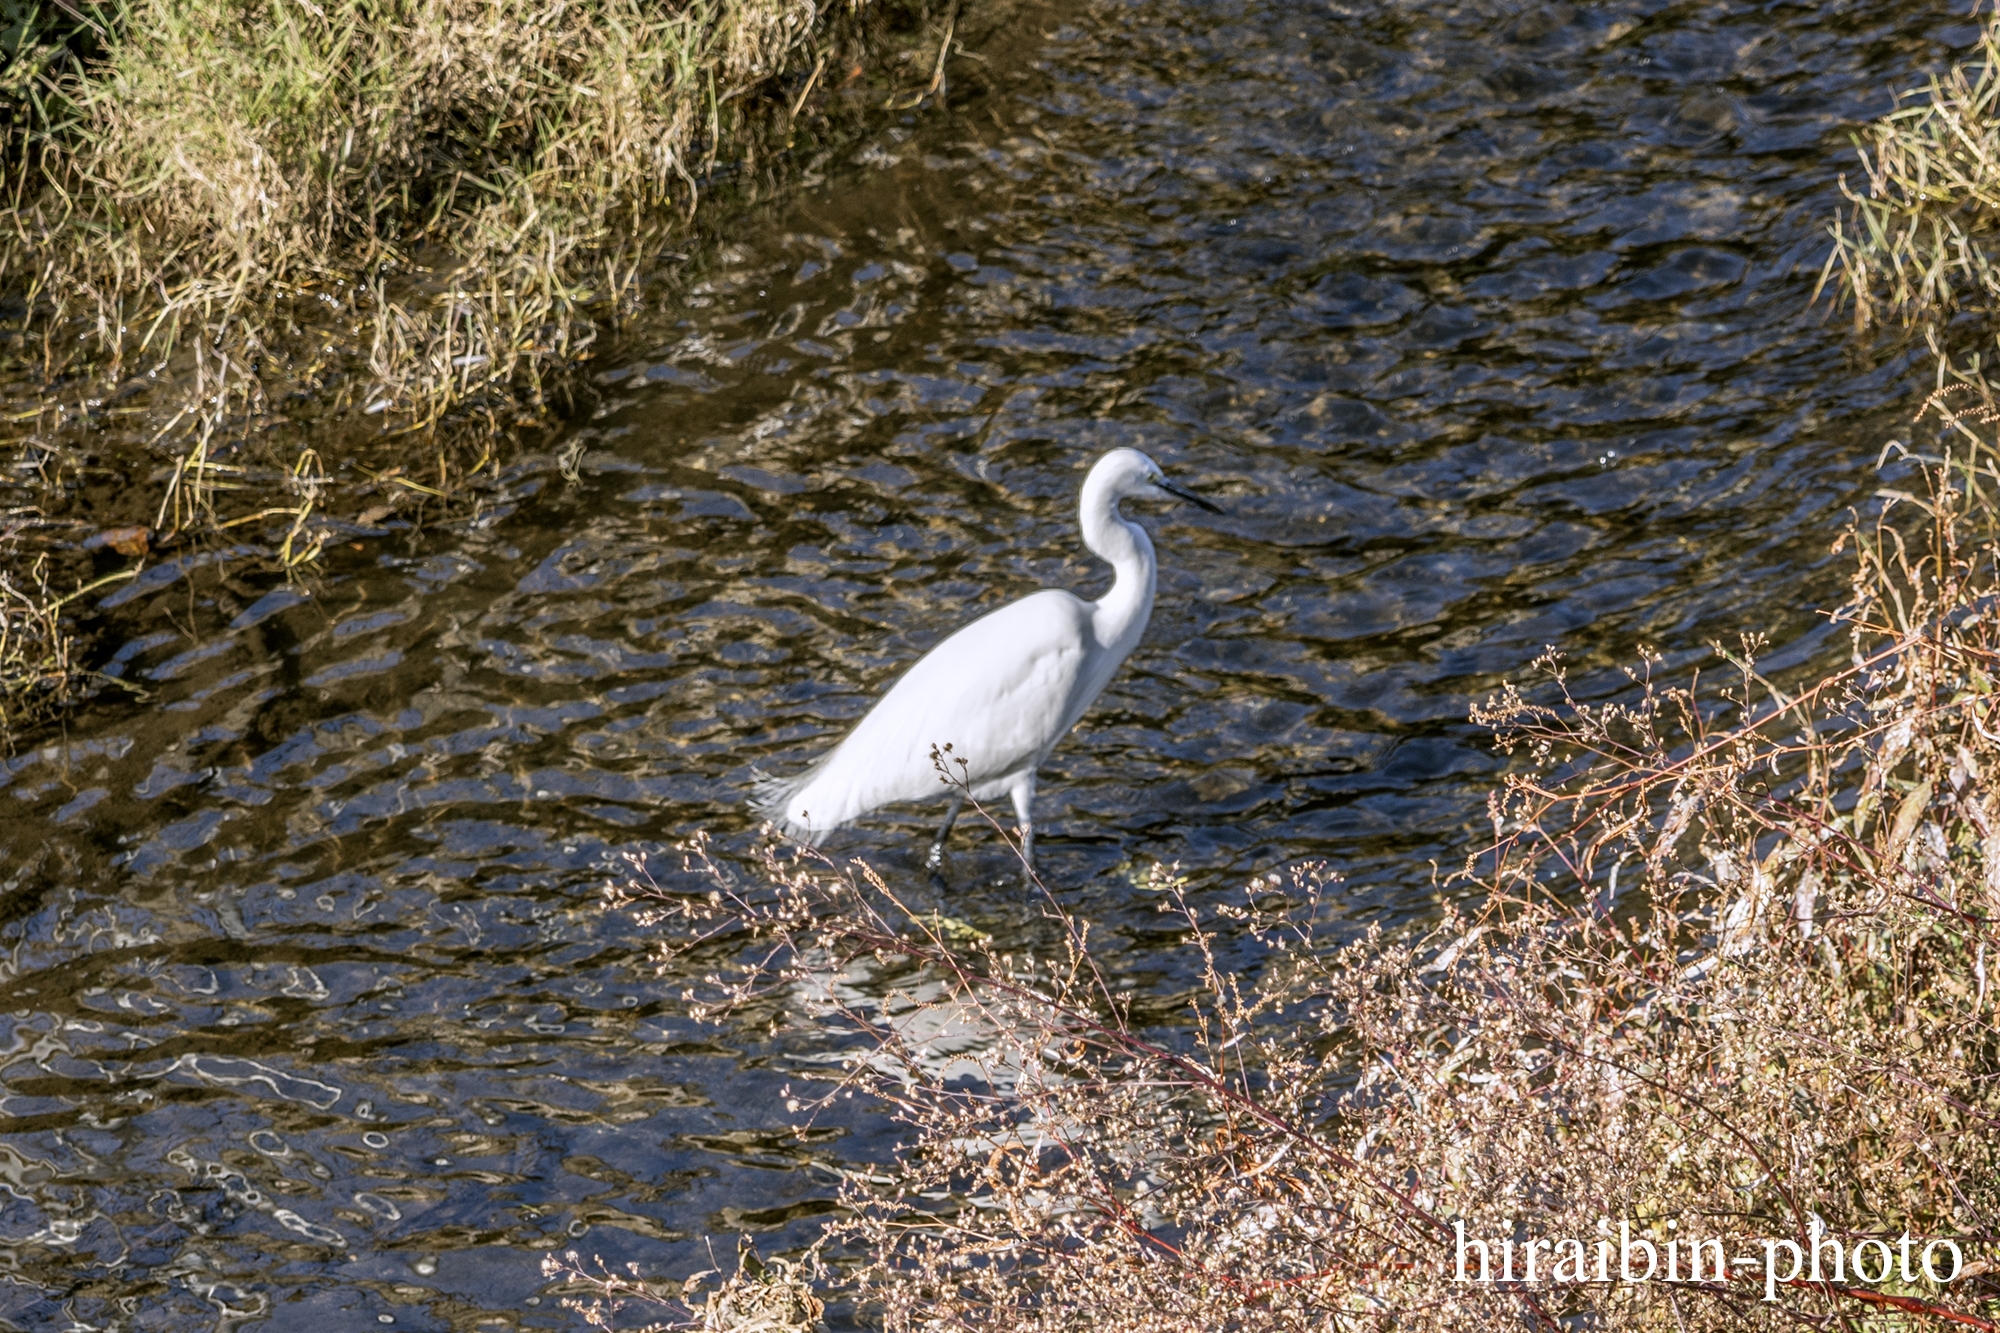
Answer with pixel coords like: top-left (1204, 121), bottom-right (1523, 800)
top-left (752, 447), bottom-right (1215, 868)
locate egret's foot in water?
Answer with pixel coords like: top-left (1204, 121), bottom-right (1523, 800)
top-left (1006, 781), bottom-right (1040, 888)
top-left (925, 792), bottom-right (965, 884)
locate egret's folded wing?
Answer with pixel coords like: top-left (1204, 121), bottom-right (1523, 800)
top-left (773, 591), bottom-right (1091, 832)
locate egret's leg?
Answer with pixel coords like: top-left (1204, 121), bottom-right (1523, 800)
top-left (925, 791), bottom-right (966, 871)
top-left (1010, 777), bottom-right (1037, 876)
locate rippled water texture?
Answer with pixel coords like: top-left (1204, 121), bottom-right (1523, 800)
top-left (0, 0), bottom-right (1971, 1325)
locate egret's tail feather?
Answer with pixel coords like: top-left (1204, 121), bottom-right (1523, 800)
top-left (748, 759), bottom-right (828, 843)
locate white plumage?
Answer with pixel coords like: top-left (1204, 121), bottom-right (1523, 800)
top-left (751, 447), bottom-right (1218, 871)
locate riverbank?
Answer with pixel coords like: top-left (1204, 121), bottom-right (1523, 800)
top-left (0, 0), bottom-right (971, 731)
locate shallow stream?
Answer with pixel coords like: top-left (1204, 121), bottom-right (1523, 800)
top-left (0, 0), bottom-right (1972, 1327)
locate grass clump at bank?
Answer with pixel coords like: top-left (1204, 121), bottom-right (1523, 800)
top-left (3, 0), bottom-right (862, 426)
top-left (1824, 7), bottom-right (2000, 339)
top-left (0, 0), bottom-right (955, 729)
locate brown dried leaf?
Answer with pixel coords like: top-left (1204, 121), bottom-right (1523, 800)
top-left (1885, 780), bottom-right (1933, 863)
top-left (98, 526), bottom-right (149, 557)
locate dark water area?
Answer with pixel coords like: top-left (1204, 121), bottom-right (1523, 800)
top-left (0, 0), bottom-right (1970, 1326)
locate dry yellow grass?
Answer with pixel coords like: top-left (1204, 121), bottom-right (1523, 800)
top-left (1822, 10), bottom-right (2000, 339)
top-left (0, 0), bottom-right (950, 723)
top-left (4, 0), bottom-right (853, 429)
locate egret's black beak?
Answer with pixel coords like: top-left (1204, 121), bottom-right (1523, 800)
top-left (1158, 479), bottom-right (1223, 514)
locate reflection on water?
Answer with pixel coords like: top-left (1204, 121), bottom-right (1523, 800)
top-left (0, 0), bottom-right (1964, 1324)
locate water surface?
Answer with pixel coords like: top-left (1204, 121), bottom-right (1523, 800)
top-left (0, 0), bottom-right (1964, 1326)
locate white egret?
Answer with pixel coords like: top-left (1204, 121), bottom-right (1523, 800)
top-left (752, 447), bottom-right (1220, 871)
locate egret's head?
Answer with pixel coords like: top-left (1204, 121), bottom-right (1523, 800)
top-left (1092, 447), bottom-right (1223, 513)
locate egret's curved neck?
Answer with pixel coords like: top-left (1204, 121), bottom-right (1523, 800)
top-left (1079, 472), bottom-right (1156, 650)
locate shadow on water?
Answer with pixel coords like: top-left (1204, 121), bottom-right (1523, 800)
top-left (0, 0), bottom-right (1971, 1325)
